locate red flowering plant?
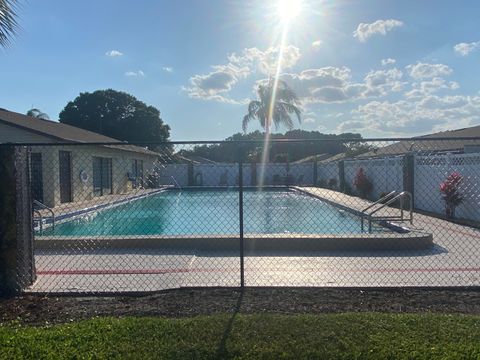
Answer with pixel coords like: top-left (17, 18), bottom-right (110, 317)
top-left (439, 172), bottom-right (464, 219)
top-left (353, 167), bottom-right (373, 199)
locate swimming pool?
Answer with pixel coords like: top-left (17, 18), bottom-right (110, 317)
top-left (39, 188), bottom-right (386, 237)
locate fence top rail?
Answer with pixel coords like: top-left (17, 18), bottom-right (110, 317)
top-left (1, 136), bottom-right (480, 147)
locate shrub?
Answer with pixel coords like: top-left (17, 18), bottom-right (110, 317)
top-left (353, 168), bottom-right (373, 199)
top-left (440, 172), bottom-right (464, 218)
top-left (328, 178), bottom-right (338, 189)
top-left (343, 183), bottom-right (353, 195)
top-left (317, 178), bottom-right (326, 188)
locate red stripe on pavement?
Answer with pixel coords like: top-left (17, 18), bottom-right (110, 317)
top-left (37, 267), bottom-right (480, 276)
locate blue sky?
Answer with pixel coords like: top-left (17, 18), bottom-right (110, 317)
top-left (1, 0), bottom-right (480, 140)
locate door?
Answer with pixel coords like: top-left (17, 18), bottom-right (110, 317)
top-left (101, 158), bottom-right (112, 195)
top-left (93, 157), bottom-right (112, 196)
top-left (59, 151), bottom-right (72, 203)
top-left (31, 153), bottom-right (44, 203)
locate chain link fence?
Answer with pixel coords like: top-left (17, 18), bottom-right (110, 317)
top-left (2, 137), bottom-right (480, 293)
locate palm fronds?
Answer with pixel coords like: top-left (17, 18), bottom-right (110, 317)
top-left (0, 0), bottom-right (19, 48)
top-left (242, 79), bottom-right (301, 133)
top-left (27, 108), bottom-right (50, 120)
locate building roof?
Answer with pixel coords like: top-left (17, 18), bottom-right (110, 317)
top-left (0, 108), bottom-right (158, 156)
top-left (319, 152), bottom-right (349, 163)
top-left (291, 153), bottom-right (333, 164)
top-left (357, 125), bottom-right (480, 159)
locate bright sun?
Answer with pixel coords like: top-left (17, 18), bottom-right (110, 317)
top-left (276, 0), bottom-right (303, 24)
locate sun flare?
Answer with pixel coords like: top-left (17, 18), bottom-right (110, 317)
top-left (276, 0), bottom-right (303, 24)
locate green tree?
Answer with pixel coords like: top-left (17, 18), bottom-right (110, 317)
top-left (177, 130), bottom-right (364, 163)
top-left (59, 89), bottom-right (170, 150)
top-left (0, 0), bottom-right (19, 48)
top-left (26, 108), bottom-right (49, 120)
top-left (242, 79), bottom-right (301, 134)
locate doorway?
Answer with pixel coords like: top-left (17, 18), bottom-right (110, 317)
top-left (59, 151), bottom-right (72, 203)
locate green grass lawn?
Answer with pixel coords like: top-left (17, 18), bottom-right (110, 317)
top-left (1, 313), bottom-right (479, 359)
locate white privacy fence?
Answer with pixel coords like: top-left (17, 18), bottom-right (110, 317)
top-left (318, 152), bottom-right (480, 222)
top-left (317, 162), bottom-right (339, 187)
top-left (156, 152), bottom-right (479, 222)
top-left (156, 163), bottom-right (189, 187)
top-left (343, 157), bottom-right (404, 200)
top-left (157, 162), bottom-right (315, 187)
top-left (415, 153), bottom-right (480, 222)
top-left (259, 163), bottom-right (314, 185)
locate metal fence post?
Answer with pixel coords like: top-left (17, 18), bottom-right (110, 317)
top-left (403, 153), bottom-right (415, 208)
top-left (0, 146), bottom-right (35, 295)
top-left (187, 162), bottom-right (194, 186)
top-left (338, 160), bottom-right (345, 192)
top-left (238, 156), bottom-right (245, 288)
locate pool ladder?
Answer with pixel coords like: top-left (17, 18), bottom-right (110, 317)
top-left (360, 191), bottom-right (413, 233)
top-left (33, 200), bottom-right (55, 235)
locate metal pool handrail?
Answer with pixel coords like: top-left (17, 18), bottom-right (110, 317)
top-left (360, 191), bottom-right (397, 231)
top-left (33, 209), bottom-right (43, 234)
top-left (361, 191), bottom-right (397, 214)
top-left (33, 200), bottom-right (55, 230)
top-left (364, 191), bottom-right (413, 233)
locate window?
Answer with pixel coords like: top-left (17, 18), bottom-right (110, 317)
top-left (131, 159), bottom-right (144, 188)
top-left (93, 157), bottom-right (112, 196)
top-left (31, 153), bottom-right (43, 203)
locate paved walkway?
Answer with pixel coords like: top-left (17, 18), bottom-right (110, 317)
top-left (29, 188), bottom-right (480, 293)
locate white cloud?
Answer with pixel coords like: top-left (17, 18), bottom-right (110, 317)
top-left (406, 62), bottom-right (452, 79)
top-left (184, 46), bottom-right (300, 103)
top-left (281, 67), bottom-right (358, 103)
top-left (353, 19), bottom-right (403, 42)
top-left (125, 70), bottom-right (145, 77)
top-left (454, 41), bottom-right (480, 56)
top-left (311, 40), bottom-right (322, 51)
top-left (338, 94), bottom-right (480, 135)
top-left (162, 66), bottom-right (173, 73)
top-left (363, 68), bottom-right (405, 96)
top-left (302, 110), bottom-right (317, 123)
top-left (184, 64), bottom-right (250, 104)
top-left (228, 45), bottom-right (301, 75)
top-left (105, 50), bottom-right (123, 57)
top-left (381, 58), bottom-right (396, 66)
top-left (405, 77), bottom-right (459, 98)
top-left (279, 66), bottom-right (404, 104)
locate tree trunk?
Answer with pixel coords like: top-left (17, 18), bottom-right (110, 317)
top-left (445, 204), bottom-right (455, 219)
top-left (264, 116), bottom-right (270, 163)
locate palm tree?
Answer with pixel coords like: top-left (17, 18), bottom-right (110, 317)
top-left (27, 108), bottom-right (50, 120)
top-left (0, 0), bottom-right (19, 48)
top-left (242, 79), bottom-right (301, 134)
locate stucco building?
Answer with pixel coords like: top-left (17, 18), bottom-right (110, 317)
top-left (0, 109), bottom-right (159, 207)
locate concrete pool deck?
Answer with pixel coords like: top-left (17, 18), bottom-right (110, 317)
top-left (28, 187), bottom-right (480, 293)
top-left (35, 188), bottom-right (167, 220)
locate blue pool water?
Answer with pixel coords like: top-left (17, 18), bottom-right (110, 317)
top-left (40, 189), bottom-right (377, 237)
